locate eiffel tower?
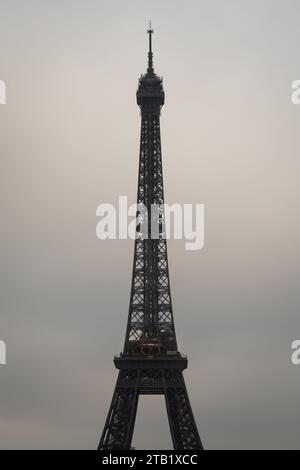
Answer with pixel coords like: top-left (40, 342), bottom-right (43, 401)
top-left (98, 24), bottom-right (203, 450)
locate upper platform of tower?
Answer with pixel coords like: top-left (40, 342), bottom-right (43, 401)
top-left (136, 23), bottom-right (165, 112)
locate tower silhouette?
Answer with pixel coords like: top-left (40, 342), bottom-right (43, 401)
top-left (98, 25), bottom-right (203, 450)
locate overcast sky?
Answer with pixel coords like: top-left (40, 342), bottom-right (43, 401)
top-left (0, 0), bottom-right (300, 449)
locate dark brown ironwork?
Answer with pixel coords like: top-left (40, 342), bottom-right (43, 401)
top-left (98, 24), bottom-right (203, 451)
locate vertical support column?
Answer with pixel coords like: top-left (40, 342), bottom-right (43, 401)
top-left (98, 370), bottom-right (140, 450)
top-left (162, 370), bottom-right (203, 450)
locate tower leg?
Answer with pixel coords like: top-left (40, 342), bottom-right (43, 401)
top-left (98, 370), bottom-right (139, 450)
top-left (99, 367), bottom-right (203, 450)
top-left (162, 370), bottom-right (203, 450)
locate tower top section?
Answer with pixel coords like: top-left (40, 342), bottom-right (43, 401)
top-left (137, 23), bottom-right (165, 113)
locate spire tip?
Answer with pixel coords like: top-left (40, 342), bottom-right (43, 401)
top-left (147, 21), bottom-right (154, 73)
top-left (147, 20), bottom-right (153, 34)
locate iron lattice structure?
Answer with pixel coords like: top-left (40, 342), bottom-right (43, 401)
top-left (98, 25), bottom-right (203, 450)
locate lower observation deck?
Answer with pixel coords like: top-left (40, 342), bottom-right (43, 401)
top-left (114, 353), bottom-right (188, 395)
top-left (114, 353), bottom-right (188, 371)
